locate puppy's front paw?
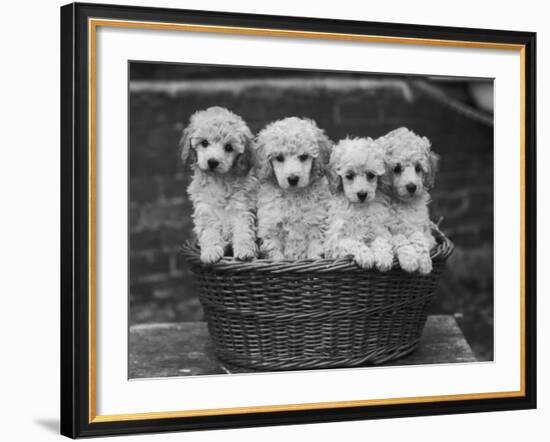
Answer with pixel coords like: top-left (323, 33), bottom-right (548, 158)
top-left (374, 250), bottom-right (394, 272)
top-left (200, 245), bottom-right (225, 264)
top-left (233, 242), bottom-right (258, 261)
top-left (397, 245), bottom-right (419, 273)
top-left (354, 248), bottom-right (375, 269)
top-left (306, 243), bottom-right (324, 260)
top-left (266, 250), bottom-right (285, 261)
top-left (417, 254), bottom-right (433, 275)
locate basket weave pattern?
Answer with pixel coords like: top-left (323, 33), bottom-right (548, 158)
top-left (181, 233), bottom-right (453, 371)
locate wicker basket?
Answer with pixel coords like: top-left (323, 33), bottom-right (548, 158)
top-left (181, 229), bottom-right (453, 371)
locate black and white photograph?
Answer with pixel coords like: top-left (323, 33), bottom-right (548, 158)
top-left (0, 0), bottom-right (543, 438)
top-left (128, 62), bottom-right (494, 378)
top-left (55, 2), bottom-right (536, 438)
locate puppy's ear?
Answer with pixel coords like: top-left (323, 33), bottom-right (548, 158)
top-left (372, 152), bottom-right (386, 177)
top-left (252, 136), bottom-right (274, 183)
top-left (312, 127), bottom-right (333, 180)
top-left (256, 159), bottom-right (274, 183)
top-left (424, 150), bottom-right (440, 189)
top-left (370, 142), bottom-right (388, 184)
top-left (326, 168), bottom-right (343, 194)
top-left (377, 167), bottom-right (393, 196)
top-left (234, 137), bottom-right (253, 176)
top-left (179, 126), bottom-right (196, 166)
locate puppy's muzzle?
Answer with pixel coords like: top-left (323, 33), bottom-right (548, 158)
top-left (406, 183), bottom-right (417, 195)
top-left (287, 175), bottom-right (299, 186)
top-left (357, 191), bottom-right (367, 202)
top-left (207, 159), bottom-right (219, 170)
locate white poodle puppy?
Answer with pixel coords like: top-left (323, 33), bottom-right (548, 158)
top-left (378, 127), bottom-right (439, 274)
top-left (180, 106), bottom-right (257, 264)
top-left (324, 137), bottom-right (394, 271)
top-left (254, 117), bottom-right (332, 260)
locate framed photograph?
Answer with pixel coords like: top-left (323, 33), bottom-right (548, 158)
top-left (60, 2), bottom-right (536, 438)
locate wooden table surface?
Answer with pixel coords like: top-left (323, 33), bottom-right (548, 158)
top-left (129, 315), bottom-right (476, 378)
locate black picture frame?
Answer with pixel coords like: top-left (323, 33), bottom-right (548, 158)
top-left (61, 2), bottom-right (537, 438)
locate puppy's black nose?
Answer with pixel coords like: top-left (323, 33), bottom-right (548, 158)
top-left (406, 183), bottom-right (417, 194)
top-left (357, 191), bottom-right (367, 202)
top-left (287, 175), bottom-right (299, 186)
top-left (207, 159), bottom-right (219, 170)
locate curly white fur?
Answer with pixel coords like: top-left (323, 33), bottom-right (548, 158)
top-left (324, 137), bottom-right (394, 271)
top-left (254, 117), bottom-right (332, 260)
top-left (378, 127), bottom-right (439, 274)
top-left (180, 106), bottom-right (257, 264)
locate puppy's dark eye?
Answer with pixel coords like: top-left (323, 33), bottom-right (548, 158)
top-left (345, 172), bottom-right (355, 180)
top-left (200, 139), bottom-right (209, 148)
top-left (415, 164), bottom-right (422, 173)
top-left (298, 154), bottom-right (309, 162)
top-left (366, 172), bottom-right (376, 181)
top-left (224, 143), bottom-right (233, 153)
top-left (393, 164), bottom-right (402, 174)
top-left (275, 154), bottom-right (284, 162)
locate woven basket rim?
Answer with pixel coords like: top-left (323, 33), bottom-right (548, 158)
top-left (180, 227), bottom-right (454, 273)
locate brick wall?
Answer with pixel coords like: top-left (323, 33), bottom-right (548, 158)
top-left (128, 76), bottom-right (493, 358)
